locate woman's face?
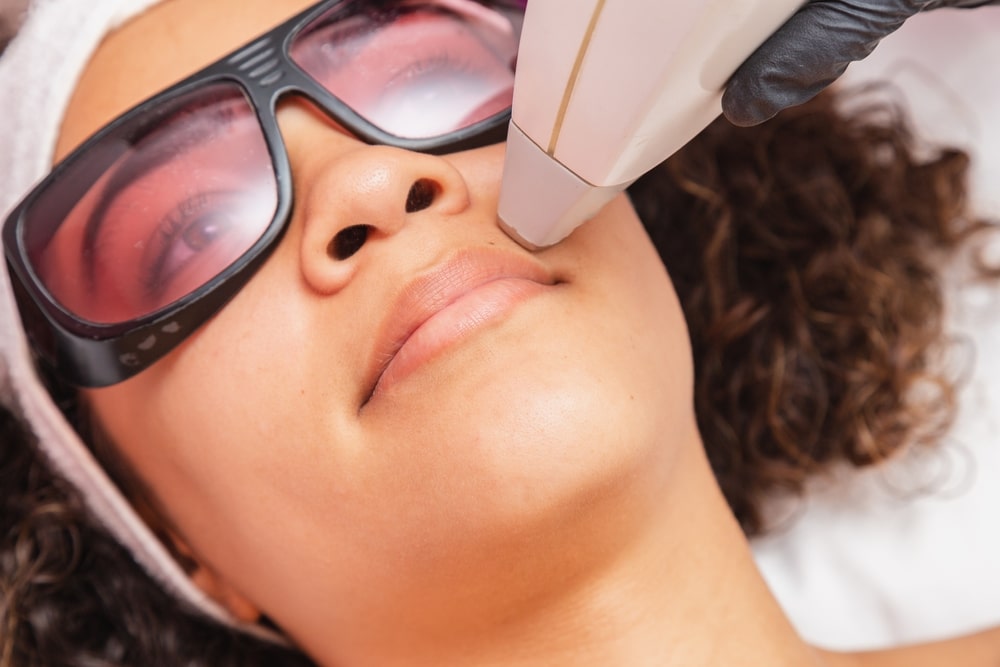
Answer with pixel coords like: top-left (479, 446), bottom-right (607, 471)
top-left (63, 0), bottom-right (697, 653)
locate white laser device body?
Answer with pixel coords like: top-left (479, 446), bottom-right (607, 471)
top-left (498, 0), bottom-right (804, 248)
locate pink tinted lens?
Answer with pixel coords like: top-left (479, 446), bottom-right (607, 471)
top-left (26, 84), bottom-right (277, 325)
top-left (290, 0), bottom-right (519, 139)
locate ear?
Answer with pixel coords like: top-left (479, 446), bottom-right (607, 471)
top-left (168, 531), bottom-right (262, 623)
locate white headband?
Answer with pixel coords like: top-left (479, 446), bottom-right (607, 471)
top-left (0, 0), bottom-right (285, 645)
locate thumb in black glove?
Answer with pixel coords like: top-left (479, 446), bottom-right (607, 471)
top-left (721, 0), bottom-right (999, 127)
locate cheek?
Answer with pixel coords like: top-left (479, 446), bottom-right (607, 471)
top-left (82, 246), bottom-right (366, 555)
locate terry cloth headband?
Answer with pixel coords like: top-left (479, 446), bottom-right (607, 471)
top-left (0, 0), bottom-right (286, 645)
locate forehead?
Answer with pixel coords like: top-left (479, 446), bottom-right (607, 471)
top-left (56, 0), bottom-right (315, 160)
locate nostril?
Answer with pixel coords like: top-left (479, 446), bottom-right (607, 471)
top-left (328, 224), bottom-right (371, 260)
top-left (405, 178), bottom-right (438, 213)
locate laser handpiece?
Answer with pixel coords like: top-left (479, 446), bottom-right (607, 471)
top-left (498, 0), bottom-right (803, 249)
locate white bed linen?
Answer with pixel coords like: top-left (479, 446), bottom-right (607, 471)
top-left (751, 7), bottom-right (1000, 651)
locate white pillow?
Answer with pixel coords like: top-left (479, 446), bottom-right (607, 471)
top-left (751, 7), bottom-right (1000, 651)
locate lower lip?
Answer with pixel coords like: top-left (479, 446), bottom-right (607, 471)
top-left (371, 278), bottom-right (550, 398)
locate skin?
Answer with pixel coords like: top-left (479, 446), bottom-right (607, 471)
top-left (53, 1), bottom-right (1000, 665)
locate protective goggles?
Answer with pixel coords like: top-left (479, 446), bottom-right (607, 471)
top-left (3, 0), bottom-right (523, 388)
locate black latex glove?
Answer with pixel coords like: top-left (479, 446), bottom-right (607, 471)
top-left (722, 0), bottom-right (1000, 126)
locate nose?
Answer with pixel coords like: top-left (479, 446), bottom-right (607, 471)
top-left (296, 143), bottom-right (473, 294)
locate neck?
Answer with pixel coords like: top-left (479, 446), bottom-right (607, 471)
top-left (465, 445), bottom-right (824, 667)
top-left (308, 430), bottom-right (830, 667)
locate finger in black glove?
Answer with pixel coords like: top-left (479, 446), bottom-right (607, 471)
top-left (722, 0), bottom-right (999, 126)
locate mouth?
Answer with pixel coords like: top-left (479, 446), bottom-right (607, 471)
top-left (362, 247), bottom-right (559, 405)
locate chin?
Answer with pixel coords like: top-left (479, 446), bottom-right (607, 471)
top-left (373, 318), bottom-right (688, 529)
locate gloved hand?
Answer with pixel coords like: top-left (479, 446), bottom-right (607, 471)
top-left (722, 0), bottom-right (1000, 126)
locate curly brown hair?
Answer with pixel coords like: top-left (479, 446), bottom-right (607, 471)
top-left (632, 87), bottom-right (994, 534)
top-left (1, 88), bottom-right (994, 663)
top-left (0, 402), bottom-right (315, 666)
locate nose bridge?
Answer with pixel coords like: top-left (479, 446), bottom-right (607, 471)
top-left (308, 144), bottom-right (461, 228)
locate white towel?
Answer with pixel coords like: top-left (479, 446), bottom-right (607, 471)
top-left (0, 0), bottom-right (284, 644)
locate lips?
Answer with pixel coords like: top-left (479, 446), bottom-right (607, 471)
top-left (363, 247), bottom-right (558, 403)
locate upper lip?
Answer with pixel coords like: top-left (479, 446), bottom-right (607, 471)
top-left (362, 246), bottom-right (558, 403)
